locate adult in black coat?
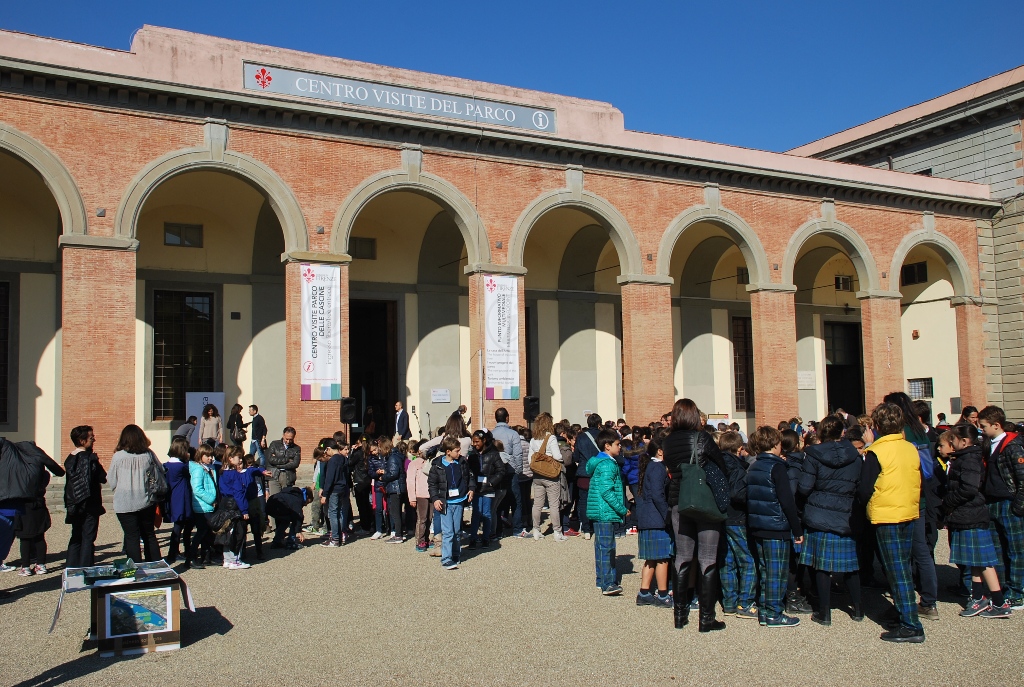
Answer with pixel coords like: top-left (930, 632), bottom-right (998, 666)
top-left (64, 425), bottom-right (107, 568)
top-left (660, 399), bottom-right (728, 632)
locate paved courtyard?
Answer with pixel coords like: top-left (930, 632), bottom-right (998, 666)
top-left (0, 516), bottom-right (1018, 686)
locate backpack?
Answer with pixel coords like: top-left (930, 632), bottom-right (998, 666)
top-left (144, 454), bottom-right (170, 503)
top-left (64, 453), bottom-right (92, 514)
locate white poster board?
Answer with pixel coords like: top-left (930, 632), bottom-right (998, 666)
top-left (300, 263), bottom-right (341, 400)
top-left (484, 275), bottom-right (519, 400)
top-left (185, 392), bottom-right (225, 448)
top-left (797, 370), bottom-right (816, 390)
top-left (431, 389), bottom-right (451, 403)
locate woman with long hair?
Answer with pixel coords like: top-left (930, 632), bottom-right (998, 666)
top-left (108, 425), bottom-right (162, 563)
top-left (661, 398), bottom-right (729, 632)
top-left (529, 412), bottom-right (566, 541)
top-left (226, 403), bottom-right (248, 447)
top-left (198, 404), bottom-right (223, 445)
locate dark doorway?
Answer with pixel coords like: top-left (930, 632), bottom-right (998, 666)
top-left (349, 299), bottom-right (398, 438)
top-left (824, 322), bottom-right (864, 416)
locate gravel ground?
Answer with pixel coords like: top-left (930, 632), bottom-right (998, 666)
top-left (0, 515), bottom-right (1018, 687)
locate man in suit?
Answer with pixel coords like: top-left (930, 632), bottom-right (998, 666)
top-left (394, 401), bottom-right (412, 441)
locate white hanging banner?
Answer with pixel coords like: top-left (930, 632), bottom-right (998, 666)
top-left (484, 275), bottom-right (520, 400)
top-left (300, 263), bottom-right (341, 400)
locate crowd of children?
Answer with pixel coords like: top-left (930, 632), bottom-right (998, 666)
top-left (2, 397), bottom-right (1023, 644)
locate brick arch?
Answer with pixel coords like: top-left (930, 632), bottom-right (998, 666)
top-left (507, 188), bottom-right (643, 278)
top-left (656, 203), bottom-right (771, 288)
top-left (330, 169), bottom-right (490, 266)
top-left (889, 228), bottom-right (974, 297)
top-left (781, 218), bottom-right (883, 296)
top-left (114, 123), bottom-right (308, 253)
top-left (0, 122), bottom-right (88, 236)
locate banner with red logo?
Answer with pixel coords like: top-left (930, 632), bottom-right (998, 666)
top-left (300, 264), bottom-right (341, 401)
top-left (484, 275), bottom-right (520, 400)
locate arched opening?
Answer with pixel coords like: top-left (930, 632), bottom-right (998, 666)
top-left (792, 233), bottom-right (869, 417)
top-left (897, 244), bottom-right (962, 420)
top-left (134, 170), bottom-right (287, 446)
top-left (0, 150), bottom-right (63, 455)
top-left (668, 221), bottom-right (758, 430)
top-left (523, 206), bottom-right (624, 424)
top-left (347, 190), bottom-right (470, 439)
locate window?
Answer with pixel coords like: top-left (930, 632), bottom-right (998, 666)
top-left (153, 291), bottom-right (215, 421)
top-left (834, 275), bottom-right (853, 292)
top-left (915, 168), bottom-right (933, 176)
top-left (732, 316), bottom-right (755, 412)
top-left (824, 323), bottom-right (855, 366)
top-left (908, 377), bottom-right (934, 399)
top-left (736, 266), bottom-right (749, 285)
top-left (164, 222), bottom-right (203, 248)
top-left (901, 261), bottom-right (928, 286)
top-left (350, 237), bottom-right (377, 260)
top-left (0, 281), bottom-right (9, 424)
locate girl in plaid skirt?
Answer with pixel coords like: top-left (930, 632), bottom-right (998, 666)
top-left (635, 436), bottom-right (673, 608)
top-left (939, 426), bottom-right (1011, 618)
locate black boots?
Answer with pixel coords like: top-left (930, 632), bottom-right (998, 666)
top-left (674, 562), bottom-right (693, 629)
top-left (698, 564), bottom-right (726, 633)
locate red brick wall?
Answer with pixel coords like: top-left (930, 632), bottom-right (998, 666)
top-left (955, 303), bottom-right (989, 408)
top-left (61, 247), bottom-right (137, 463)
top-left (621, 283), bottom-right (675, 423)
top-left (749, 290), bottom-right (799, 427)
top-left (0, 90), bottom-right (989, 450)
top-left (860, 297), bottom-right (905, 408)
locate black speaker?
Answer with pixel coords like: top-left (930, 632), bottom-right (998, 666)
top-left (523, 396), bottom-right (540, 422)
top-left (340, 397), bottom-right (358, 423)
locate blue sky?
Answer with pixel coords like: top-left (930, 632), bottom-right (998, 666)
top-left (3, 1), bottom-right (1020, 152)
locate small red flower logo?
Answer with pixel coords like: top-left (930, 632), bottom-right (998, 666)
top-left (485, 277), bottom-right (497, 293)
top-left (302, 266), bottom-right (315, 283)
top-left (254, 68), bottom-right (273, 89)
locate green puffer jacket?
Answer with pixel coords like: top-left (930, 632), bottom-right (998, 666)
top-left (586, 453), bottom-right (627, 524)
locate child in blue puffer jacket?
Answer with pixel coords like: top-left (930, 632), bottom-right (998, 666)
top-left (621, 436), bottom-right (642, 535)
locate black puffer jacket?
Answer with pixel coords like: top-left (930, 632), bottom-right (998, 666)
top-left (662, 429), bottom-right (724, 507)
top-left (722, 452), bottom-right (750, 527)
top-left (469, 446), bottom-right (505, 497)
top-left (797, 440), bottom-right (861, 536)
top-left (942, 446), bottom-right (989, 530)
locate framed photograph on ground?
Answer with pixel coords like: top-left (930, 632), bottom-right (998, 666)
top-left (105, 587), bottom-right (174, 638)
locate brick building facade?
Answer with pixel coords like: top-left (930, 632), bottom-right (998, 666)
top-left (0, 27), bottom-right (1000, 461)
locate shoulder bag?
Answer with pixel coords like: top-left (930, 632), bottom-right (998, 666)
top-left (676, 434), bottom-right (726, 523)
top-left (530, 433), bottom-right (563, 480)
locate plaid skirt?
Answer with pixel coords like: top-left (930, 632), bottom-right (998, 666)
top-left (638, 528), bottom-right (674, 561)
top-left (949, 527), bottom-right (999, 567)
top-left (799, 529), bottom-right (859, 573)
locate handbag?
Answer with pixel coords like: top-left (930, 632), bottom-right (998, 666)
top-left (529, 433), bottom-right (563, 480)
top-left (231, 422), bottom-right (247, 444)
top-left (676, 433), bottom-right (726, 523)
top-left (144, 454), bottom-right (169, 503)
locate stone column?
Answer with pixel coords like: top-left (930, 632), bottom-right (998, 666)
top-left (283, 253), bottom-right (350, 444)
top-left (749, 287), bottom-right (799, 427)
top-left (952, 298), bottom-right (988, 408)
top-left (858, 294), bottom-right (905, 408)
top-left (59, 237), bottom-right (138, 462)
top-left (620, 278), bottom-right (675, 424)
top-left (466, 268), bottom-right (529, 428)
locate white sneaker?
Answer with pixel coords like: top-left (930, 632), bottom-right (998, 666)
top-left (370, 531), bottom-right (384, 540)
top-left (227, 561), bottom-right (251, 570)
top-left (531, 528), bottom-right (544, 540)
top-left (583, 532), bottom-right (593, 540)
top-left (0, 563), bottom-right (16, 572)
top-left (553, 532), bottom-right (568, 542)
